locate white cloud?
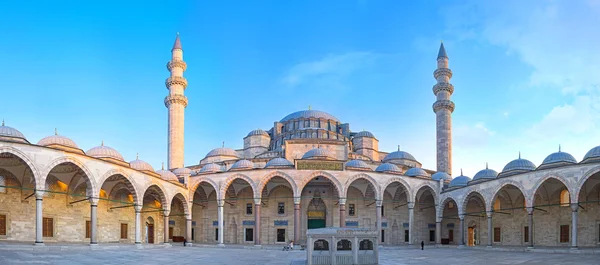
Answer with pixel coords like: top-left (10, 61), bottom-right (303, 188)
top-left (453, 122), bottom-right (495, 148)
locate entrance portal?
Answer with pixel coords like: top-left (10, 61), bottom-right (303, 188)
top-left (146, 217), bottom-right (155, 244)
top-left (468, 227), bottom-right (475, 246)
top-left (307, 197), bottom-right (326, 229)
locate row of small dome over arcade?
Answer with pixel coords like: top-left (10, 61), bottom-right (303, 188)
top-left (0, 123), bottom-right (186, 183)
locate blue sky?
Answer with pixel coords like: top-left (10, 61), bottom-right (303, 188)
top-left (1, 0), bottom-right (599, 176)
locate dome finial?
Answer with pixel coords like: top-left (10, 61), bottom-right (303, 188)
top-left (1, 119), bottom-right (4, 126)
top-left (486, 162), bottom-right (488, 169)
top-left (101, 140), bottom-right (104, 147)
top-left (397, 145), bottom-right (400, 151)
top-left (559, 144), bottom-right (562, 152)
top-left (308, 105), bottom-right (312, 110)
top-left (519, 151), bottom-right (521, 159)
top-left (55, 128), bottom-right (58, 135)
top-left (136, 153), bottom-right (139, 160)
top-left (162, 162), bottom-right (164, 170)
top-left (222, 141), bottom-right (225, 148)
top-left (461, 168), bottom-right (463, 176)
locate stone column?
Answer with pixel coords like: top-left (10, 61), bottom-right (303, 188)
top-left (90, 198), bottom-right (99, 245)
top-left (163, 210), bottom-right (170, 245)
top-left (571, 203), bottom-right (578, 249)
top-left (339, 198), bottom-right (346, 228)
top-left (307, 236), bottom-right (313, 265)
top-left (435, 206), bottom-right (442, 245)
top-left (294, 197), bottom-right (301, 244)
top-left (352, 236), bottom-right (359, 264)
top-left (254, 199), bottom-right (261, 246)
top-left (186, 217), bottom-right (192, 246)
top-left (526, 207), bottom-right (534, 248)
top-left (330, 236), bottom-right (337, 265)
top-left (134, 205), bottom-right (142, 244)
top-left (376, 200), bottom-right (383, 243)
top-left (408, 202), bottom-right (415, 245)
top-left (459, 214), bottom-right (465, 246)
top-left (35, 191), bottom-right (44, 246)
top-left (217, 199), bottom-right (224, 246)
top-left (486, 211), bottom-right (492, 247)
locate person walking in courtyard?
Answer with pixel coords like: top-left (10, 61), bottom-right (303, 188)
top-left (421, 241), bottom-right (424, 250)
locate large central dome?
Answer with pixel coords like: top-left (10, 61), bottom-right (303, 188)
top-left (280, 110), bottom-right (339, 123)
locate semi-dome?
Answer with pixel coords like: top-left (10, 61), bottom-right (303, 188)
top-left (156, 165), bottom-right (178, 181)
top-left (230, 159), bottom-right (254, 170)
top-left (37, 130), bottom-right (79, 149)
top-left (375, 163), bottom-right (401, 173)
top-left (405, 167), bottom-right (429, 177)
top-left (500, 154), bottom-right (536, 177)
top-left (540, 148), bottom-right (577, 169)
top-left (345, 160), bottom-right (371, 170)
top-left (280, 110), bottom-right (339, 123)
top-left (86, 142), bottom-right (124, 161)
top-left (0, 121), bottom-right (27, 142)
top-left (129, 155), bottom-right (154, 172)
top-left (199, 163), bottom-right (223, 173)
top-left (432, 172), bottom-right (451, 181)
top-left (173, 167), bottom-right (193, 175)
top-left (205, 147), bottom-right (240, 158)
top-left (582, 146), bottom-right (600, 163)
top-left (383, 149), bottom-right (417, 162)
top-left (265, 158), bottom-right (294, 168)
top-left (302, 148), bottom-right (336, 160)
top-left (354, 131), bottom-right (375, 138)
top-left (246, 129), bottom-right (269, 137)
top-left (472, 164), bottom-right (498, 181)
top-left (449, 171), bottom-right (471, 188)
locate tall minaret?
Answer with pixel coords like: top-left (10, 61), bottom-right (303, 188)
top-left (432, 42), bottom-right (454, 175)
top-left (165, 33), bottom-right (188, 169)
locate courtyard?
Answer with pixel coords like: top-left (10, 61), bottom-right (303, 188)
top-left (0, 245), bottom-right (598, 265)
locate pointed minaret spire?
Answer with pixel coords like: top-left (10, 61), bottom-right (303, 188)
top-left (437, 41), bottom-right (448, 59)
top-left (172, 32), bottom-right (182, 51)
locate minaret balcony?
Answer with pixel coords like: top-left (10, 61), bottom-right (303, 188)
top-left (165, 76), bottom-right (188, 90)
top-left (167, 60), bottom-right (188, 71)
top-left (433, 82), bottom-right (454, 96)
top-left (433, 68), bottom-right (453, 80)
top-left (433, 100), bottom-right (455, 113)
top-left (164, 94), bottom-right (189, 108)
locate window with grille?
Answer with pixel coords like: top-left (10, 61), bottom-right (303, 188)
top-left (278, 202), bottom-right (285, 215)
top-left (0, 214), bottom-right (6, 236)
top-left (120, 223), bottom-right (128, 239)
top-left (349, 204), bottom-right (355, 216)
top-left (493, 227), bottom-right (501, 242)
top-left (560, 225), bottom-right (569, 243)
top-left (246, 203), bottom-right (252, 215)
top-left (43, 217), bottom-right (53, 237)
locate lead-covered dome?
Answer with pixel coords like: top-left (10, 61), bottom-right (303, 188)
top-left (383, 150), bottom-right (417, 162)
top-left (432, 172), bottom-right (451, 182)
top-left (199, 163), bottom-right (223, 173)
top-left (582, 146), bottom-right (600, 163)
top-left (246, 129), bottom-right (269, 137)
top-left (354, 131), bottom-right (375, 138)
top-left (280, 110), bottom-right (339, 123)
top-left (405, 167), bottom-right (429, 177)
top-left (302, 148), bottom-right (336, 160)
top-left (206, 147), bottom-right (240, 158)
top-left (539, 148), bottom-right (577, 169)
top-left (265, 158), bottom-right (294, 168)
top-left (345, 160), bottom-right (371, 170)
top-left (472, 165), bottom-right (498, 181)
top-left (449, 171), bottom-right (471, 188)
top-left (156, 166), bottom-right (178, 182)
top-left (0, 121), bottom-right (27, 143)
top-left (86, 142), bottom-right (124, 161)
top-left (230, 159), bottom-right (254, 170)
top-left (375, 163), bottom-right (401, 173)
top-left (499, 154), bottom-right (536, 177)
top-left (37, 130), bottom-right (80, 150)
top-left (129, 155), bottom-right (154, 172)
top-left (173, 167), bottom-right (193, 176)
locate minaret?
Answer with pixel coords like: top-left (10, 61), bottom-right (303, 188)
top-left (432, 42), bottom-right (455, 175)
top-left (165, 33), bottom-right (188, 169)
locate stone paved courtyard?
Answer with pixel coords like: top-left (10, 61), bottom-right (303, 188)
top-left (0, 246), bottom-right (598, 265)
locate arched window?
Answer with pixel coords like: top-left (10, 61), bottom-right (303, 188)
top-left (0, 175), bottom-right (5, 193)
top-left (337, 239), bottom-right (351, 250)
top-left (359, 239), bottom-right (373, 250)
top-left (314, 239), bottom-right (329, 250)
top-left (560, 189), bottom-right (570, 206)
top-left (493, 199), bottom-right (501, 211)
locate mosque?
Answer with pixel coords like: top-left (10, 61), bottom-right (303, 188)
top-left (0, 34), bottom-right (599, 250)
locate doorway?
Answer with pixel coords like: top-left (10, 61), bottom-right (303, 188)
top-left (307, 197), bottom-right (326, 229)
top-left (468, 227), bottom-right (475, 246)
top-left (146, 217), bottom-right (155, 244)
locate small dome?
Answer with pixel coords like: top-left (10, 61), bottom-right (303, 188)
top-left (247, 129), bottom-right (269, 137)
top-left (375, 163), bottom-right (401, 173)
top-left (173, 167), bottom-right (193, 175)
top-left (265, 158), bottom-right (294, 168)
top-left (206, 147), bottom-right (240, 158)
top-left (473, 166), bottom-right (498, 181)
top-left (345, 160), bottom-right (371, 170)
top-left (280, 110), bottom-right (339, 123)
top-left (230, 159), bottom-right (254, 170)
top-left (582, 146), bottom-right (600, 163)
top-left (383, 149), bottom-right (417, 162)
top-left (129, 156), bottom-right (154, 172)
top-left (156, 167), bottom-right (178, 182)
top-left (0, 122), bottom-right (27, 142)
top-left (432, 172), bottom-right (451, 181)
top-left (354, 131), bottom-right (375, 138)
top-left (405, 167), bottom-right (429, 177)
top-left (199, 163), bottom-right (223, 173)
top-left (86, 142), bottom-right (124, 161)
top-left (302, 148), bottom-right (336, 160)
top-left (501, 157), bottom-right (536, 173)
top-left (541, 150), bottom-right (577, 167)
top-left (37, 130), bottom-right (79, 149)
top-left (449, 172), bottom-right (471, 188)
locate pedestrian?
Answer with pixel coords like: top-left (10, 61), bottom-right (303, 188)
top-left (421, 241), bottom-right (424, 250)
top-left (183, 238), bottom-right (187, 247)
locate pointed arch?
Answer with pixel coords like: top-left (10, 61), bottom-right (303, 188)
top-left (344, 173), bottom-right (380, 200)
top-left (460, 190), bottom-right (487, 215)
top-left (256, 171), bottom-right (299, 198)
top-left (530, 174), bottom-right (574, 206)
top-left (380, 177), bottom-right (412, 202)
top-left (439, 196), bottom-right (460, 217)
top-left (169, 192), bottom-right (190, 217)
top-left (0, 146), bottom-right (40, 189)
top-left (298, 171), bottom-right (343, 197)
top-left (576, 165), bottom-right (600, 202)
top-left (141, 183), bottom-right (169, 211)
top-left (41, 156), bottom-right (97, 197)
top-left (219, 173), bottom-right (256, 201)
top-left (98, 168), bottom-right (140, 205)
top-left (190, 177), bottom-right (219, 201)
top-left (489, 180), bottom-right (528, 209)
top-left (412, 183), bottom-right (439, 205)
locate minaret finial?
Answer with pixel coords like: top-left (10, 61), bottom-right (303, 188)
top-left (55, 128), bottom-right (58, 135)
top-left (437, 42), bottom-right (448, 59)
top-left (559, 144), bottom-right (562, 152)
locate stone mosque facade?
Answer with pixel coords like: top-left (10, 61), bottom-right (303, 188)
top-left (1, 35), bottom-right (600, 250)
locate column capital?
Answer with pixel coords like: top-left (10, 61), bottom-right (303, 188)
top-left (294, 197), bottom-right (302, 205)
top-left (134, 205), bottom-right (143, 212)
top-left (407, 202), bottom-right (415, 209)
top-left (254, 198), bottom-right (261, 205)
top-left (339, 198), bottom-right (347, 205)
top-left (185, 214), bottom-right (192, 220)
top-left (217, 199), bottom-right (224, 207)
top-left (89, 197), bottom-right (100, 206)
top-left (163, 210), bottom-right (171, 217)
top-left (526, 207), bottom-right (534, 215)
top-left (486, 211), bottom-right (493, 218)
top-left (35, 190), bottom-right (45, 199)
top-left (459, 214), bottom-right (465, 221)
top-left (570, 203), bottom-right (579, 212)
